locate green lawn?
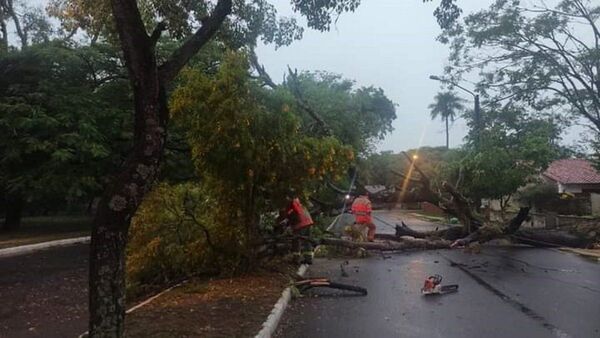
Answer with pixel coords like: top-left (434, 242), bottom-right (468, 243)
top-left (408, 212), bottom-right (448, 223)
top-left (0, 216), bottom-right (92, 249)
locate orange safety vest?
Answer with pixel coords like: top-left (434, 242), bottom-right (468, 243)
top-left (287, 198), bottom-right (314, 230)
top-left (351, 196), bottom-right (372, 224)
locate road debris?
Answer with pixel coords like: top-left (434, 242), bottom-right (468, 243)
top-left (340, 261), bottom-right (349, 277)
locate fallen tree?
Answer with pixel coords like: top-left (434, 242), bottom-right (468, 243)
top-left (262, 151), bottom-right (597, 255)
top-left (319, 236), bottom-right (451, 251)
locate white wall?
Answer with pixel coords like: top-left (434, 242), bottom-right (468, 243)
top-left (557, 183), bottom-right (583, 194)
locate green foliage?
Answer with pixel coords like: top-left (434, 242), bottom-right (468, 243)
top-left (286, 71), bottom-right (396, 155)
top-left (170, 51), bottom-right (353, 241)
top-left (0, 42), bottom-right (131, 207)
top-left (444, 105), bottom-right (561, 203)
top-left (290, 0), bottom-right (361, 31)
top-left (429, 91), bottom-right (465, 148)
top-left (429, 91), bottom-right (464, 122)
top-left (359, 147), bottom-right (458, 189)
top-left (48, 0), bottom-right (306, 48)
top-left (440, 0), bottom-right (600, 145)
top-left (516, 182), bottom-right (558, 206)
top-left (47, 0), bottom-right (463, 47)
top-left (127, 183), bottom-right (246, 293)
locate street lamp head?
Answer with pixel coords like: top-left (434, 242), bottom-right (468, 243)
top-left (429, 75), bottom-right (442, 81)
top-left (412, 154), bottom-right (419, 160)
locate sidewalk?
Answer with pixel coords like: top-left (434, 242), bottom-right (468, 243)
top-left (559, 247), bottom-right (600, 261)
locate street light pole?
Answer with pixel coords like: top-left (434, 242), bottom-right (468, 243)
top-left (429, 75), bottom-right (481, 148)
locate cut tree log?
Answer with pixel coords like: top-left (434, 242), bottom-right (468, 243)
top-left (319, 237), bottom-right (451, 251)
top-left (394, 221), bottom-right (464, 240)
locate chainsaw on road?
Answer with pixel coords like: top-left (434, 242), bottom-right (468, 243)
top-left (421, 274), bottom-right (459, 295)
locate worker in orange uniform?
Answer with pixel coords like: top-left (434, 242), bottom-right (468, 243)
top-left (279, 197), bottom-right (315, 264)
top-left (351, 193), bottom-right (376, 241)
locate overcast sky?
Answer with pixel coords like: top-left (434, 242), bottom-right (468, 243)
top-left (256, 0), bottom-right (505, 152)
top-left (26, 0), bottom-right (584, 152)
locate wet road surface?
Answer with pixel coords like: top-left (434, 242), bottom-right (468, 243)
top-left (0, 244), bottom-right (88, 337)
top-left (276, 211), bottom-right (600, 338)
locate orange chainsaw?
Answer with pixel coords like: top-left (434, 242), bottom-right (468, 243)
top-left (421, 274), bottom-right (459, 295)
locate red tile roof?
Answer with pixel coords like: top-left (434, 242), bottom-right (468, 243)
top-left (543, 159), bottom-right (600, 184)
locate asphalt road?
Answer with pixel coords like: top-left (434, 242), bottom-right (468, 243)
top-left (276, 211), bottom-right (600, 338)
top-left (0, 243), bottom-right (88, 338)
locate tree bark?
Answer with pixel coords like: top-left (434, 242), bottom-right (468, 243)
top-left (445, 115), bottom-right (449, 149)
top-left (0, 16), bottom-right (8, 53)
top-left (5, 0), bottom-right (26, 48)
top-left (319, 236), bottom-right (451, 251)
top-left (2, 194), bottom-right (23, 231)
top-left (394, 221), bottom-right (464, 240)
top-left (89, 0), bottom-right (232, 336)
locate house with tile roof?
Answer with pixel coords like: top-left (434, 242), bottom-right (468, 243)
top-left (543, 159), bottom-right (600, 194)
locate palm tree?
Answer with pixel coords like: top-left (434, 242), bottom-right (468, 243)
top-left (428, 91), bottom-right (465, 149)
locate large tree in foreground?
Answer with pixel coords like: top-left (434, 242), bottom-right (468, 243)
top-left (87, 0), bottom-right (234, 335)
top-left (82, 0), bottom-right (376, 335)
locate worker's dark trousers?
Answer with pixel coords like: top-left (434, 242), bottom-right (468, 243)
top-left (292, 226), bottom-right (313, 263)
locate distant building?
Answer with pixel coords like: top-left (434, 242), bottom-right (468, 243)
top-left (487, 158), bottom-right (600, 217)
top-left (364, 185), bottom-right (388, 195)
top-left (543, 159), bottom-right (600, 194)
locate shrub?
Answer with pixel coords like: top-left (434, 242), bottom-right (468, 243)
top-left (127, 183), bottom-right (246, 294)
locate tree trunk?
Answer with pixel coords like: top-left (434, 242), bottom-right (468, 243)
top-left (88, 21), bottom-right (167, 335)
top-left (88, 222), bottom-right (128, 336)
top-left (320, 236), bottom-right (451, 251)
top-left (445, 116), bottom-right (449, 149)
top-left (88, 95), bottom-right (167, 337)
top-left (88, 0), bottom-right (232, 336)
top-left (394, 221), bottom-right (464, 240)
top-left (0, 17), bottom-right (8, 53)
top-left (2, 194), bottom-right (23, 231)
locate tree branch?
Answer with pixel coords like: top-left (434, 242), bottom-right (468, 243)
top-left (158, 0), bottom-right (232, 84)
top-left (286, 66), bottom-right (333, 136)
top-left (390, 169), bottom-right (421, 184)
top-left (110, 0), bottom-right (153, 77)
top-left (6, 0), bottom-right (26, 48)
top-left (249, 50), bottom-right (277, 89)
top-left (150, 21), bottom-right (167, 45)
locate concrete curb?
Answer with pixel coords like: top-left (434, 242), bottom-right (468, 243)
top-left (558, 247), bottom-right (600, 262)
top-left (254, 264), bottom-right (308, 338)
top-left (0, 236), bottom-right (90, 258)
top-left (254, 215), bottom-right (341, 338)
